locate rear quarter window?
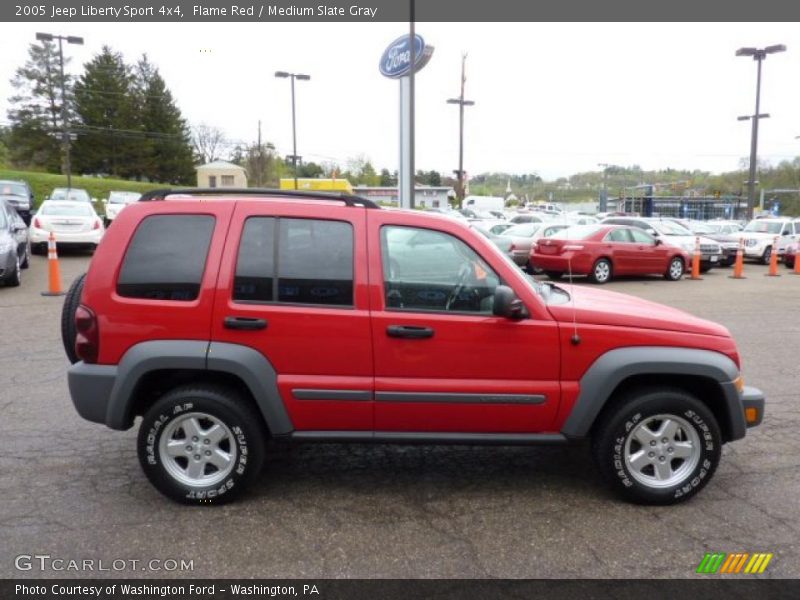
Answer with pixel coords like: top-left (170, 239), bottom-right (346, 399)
top-left (116, 214), bottom-right (215, 301)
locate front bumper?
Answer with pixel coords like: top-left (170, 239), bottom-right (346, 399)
top-left (741, 386), bottom-right (766, 428)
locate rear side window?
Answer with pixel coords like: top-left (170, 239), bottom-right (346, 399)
top-left (117, 215), bottom-right (215, 301)
top-left (234, 217), bottom-right (354, 306)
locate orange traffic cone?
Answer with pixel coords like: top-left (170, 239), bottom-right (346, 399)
top-left (41, 232), bottom-right (65, 296)
top-left (689, 236), bottom-right (702, 280)
top-left (729, 238), bottom-right (745, 279)
top-left (765, 235), bottom-right (780, 277)
top-left (792, 249), bottom-right (800, 276)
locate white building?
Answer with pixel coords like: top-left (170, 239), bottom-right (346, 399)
top-left (353, 184), bottom-right (454, 208)
top-left (196, 161), bottom-right (248, 188)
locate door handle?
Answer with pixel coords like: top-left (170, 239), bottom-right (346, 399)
top-left (387, 325), bottom-right (434, 339)
top-left (224, 316), bottom-right (268, 331)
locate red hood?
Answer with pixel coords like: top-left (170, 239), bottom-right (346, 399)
top-left (546, 284), bottom-right (730, 337)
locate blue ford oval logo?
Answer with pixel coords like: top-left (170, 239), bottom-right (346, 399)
top-left (379, 34), bottom-right (434, 79)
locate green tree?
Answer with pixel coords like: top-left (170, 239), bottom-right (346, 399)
top-left (6, 40), bottom-right (70, 171)
top-left (133, 55), bottom-right (194, 184)
top-left (72, 46), bottom-right (140, 177)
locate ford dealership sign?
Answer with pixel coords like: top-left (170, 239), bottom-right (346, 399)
top-left (379, 34), bottom-right (434, 79)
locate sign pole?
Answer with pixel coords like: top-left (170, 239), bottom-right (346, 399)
top-left (399, 77), bottom-right (413, 209)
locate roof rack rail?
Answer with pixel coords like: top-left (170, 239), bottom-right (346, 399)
top-left (138, 188), bottom-right (380, 209)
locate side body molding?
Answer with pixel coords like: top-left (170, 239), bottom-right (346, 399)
top-left (561, 346), bottom-right (744, 440)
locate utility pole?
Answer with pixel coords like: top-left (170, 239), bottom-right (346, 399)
top-left (447, 53), bottom-right (475, 206)
top-left (36, 32), bottom-right (83, 188)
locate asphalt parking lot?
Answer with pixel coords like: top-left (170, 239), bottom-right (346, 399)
top-left (1, 252), bottom-right (798, 579)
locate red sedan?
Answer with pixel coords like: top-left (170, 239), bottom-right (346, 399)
top-left (530, 224), bottom-right (691, 284)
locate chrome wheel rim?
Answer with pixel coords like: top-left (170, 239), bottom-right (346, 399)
top-left (624, 414), bottom-right (701, 489)
top-left (595, 261), bottom-right (610, 282)
top-left (158, 412), bottom-right (237, 487)
top-left (669, 259), bottom-right (683, 279)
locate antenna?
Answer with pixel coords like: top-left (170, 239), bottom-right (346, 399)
top-left (565, 231), bottom-right (581, 346)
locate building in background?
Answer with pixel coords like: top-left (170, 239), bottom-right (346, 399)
top-left (354, 184), bottom-right (455, 208)
top-left (196, 161), bottom-right (248, 188)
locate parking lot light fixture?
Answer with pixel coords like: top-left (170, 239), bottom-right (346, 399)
top-left (36, 32), bottom-right (83, 188)
top-left (275, 71), bottom-right (311, 190)
top-left (736, 44), bottom-right (786, 221)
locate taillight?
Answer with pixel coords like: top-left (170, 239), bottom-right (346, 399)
top-left (563, 244), bottom-right (585, 251)
top-left (509, 243), bottom-right (516, 251)
top-left (93, 219), bottom-right (101, 230)
top-left (75, 305), bottom-right (99, 363)
top-left (34, 217), bottom-right (42, 229)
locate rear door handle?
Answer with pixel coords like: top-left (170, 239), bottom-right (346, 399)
top-left (224, 316), bottom-right (268, 331)
top-left (387, 325), bottom-right (434, 339)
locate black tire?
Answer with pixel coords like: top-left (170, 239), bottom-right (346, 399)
top-left (785, 258), bottom-right (795, 269)
top-left (699, 263), bottom-right (713, 274)
top-left (589, 258), bottom-right (612, 284)
top-left (762, 246), bottom-right (772, 265)
top-left (61, 273), bottom-right (86, 364)
top-left (137, 385), bottom-right (267, 505)
top-left (20, 243), bottom-right (30, 269)
top-left (4, 252), bottom-right (21, 287)
top-left (544, 271), bottom-right (563, 280)
top-left (664, 256), bottom-right (685, 281)
top-left (592, 387), bottom-right (721, 505)
top-left (723, 256), bottom-right (736, 267)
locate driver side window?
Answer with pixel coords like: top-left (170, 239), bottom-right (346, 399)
top-left (381, 226), bottom-right (500, 313)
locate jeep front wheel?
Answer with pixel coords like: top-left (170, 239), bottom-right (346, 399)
top-left (137, 385), bottom-right (267, 505)
top-left (592, 388), bottom-right (721, 505)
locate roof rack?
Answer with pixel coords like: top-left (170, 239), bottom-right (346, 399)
top-left (138, 188), bottom-right (380, 209)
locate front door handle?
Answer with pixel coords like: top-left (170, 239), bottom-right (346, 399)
top-left (387, 325), bottom-right (434, 339)
top-left (224, 316), bottom-right (268, 331)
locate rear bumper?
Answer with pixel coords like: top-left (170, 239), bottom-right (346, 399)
top-left (31, 227), bottom-right (103, 245)
top-left (68, 362), bottom-right (118, 427)
top-left (741, 386), bottom-right (766, 429)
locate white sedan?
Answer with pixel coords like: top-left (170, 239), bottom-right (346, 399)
top-left (31, 200), bottom-right (105, 253)
top-left (103, 190), bottom-right (142, 226)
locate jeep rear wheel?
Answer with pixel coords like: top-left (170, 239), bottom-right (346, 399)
top-left (592, 388), bottom-right (721, 505)
top-left (138, 385), bottom-right (267, 505)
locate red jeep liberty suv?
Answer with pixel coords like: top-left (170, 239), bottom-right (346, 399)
top-left (65, 189), bottom-right (765, 505)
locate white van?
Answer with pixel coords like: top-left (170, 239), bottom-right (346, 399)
top-left (463, 195), bottom-right (505, 214)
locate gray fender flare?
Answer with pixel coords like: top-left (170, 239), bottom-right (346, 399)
top-left (560, 346), bottom-right (744, 440)
top-left (106, 340), bottom-right (293, 435)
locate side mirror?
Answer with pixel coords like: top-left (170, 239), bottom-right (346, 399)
top-left (654, 238), bottom-right (663, 246)
top-left (493, 285), bottom-right (528, 320)
top-left (646, 229), bottom-right (657, 236)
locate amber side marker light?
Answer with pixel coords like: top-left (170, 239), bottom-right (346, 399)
top-left (745, 407), bottom-right (760, 425)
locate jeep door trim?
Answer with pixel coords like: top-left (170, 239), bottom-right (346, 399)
top-left (374, 392), bottom-right (546, 404)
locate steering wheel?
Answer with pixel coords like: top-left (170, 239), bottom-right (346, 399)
top-left (445, 263), bottom-right (473, 311)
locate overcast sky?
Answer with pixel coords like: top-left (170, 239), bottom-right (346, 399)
top-left (1, 21), bottom-right (799, 180)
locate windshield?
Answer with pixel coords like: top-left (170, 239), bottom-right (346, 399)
top-left (504, 223), bottom-right (540, 237)
top-left (652, 221), bottom-right (692, 236)
top-left (109, 192), bottom-right (141, 204)
top-left (686, 221), bottom-right (714, 234)
top-left (41, 203), bottom-right (93, 217)
top-left (51, 189), bottom-right (90, 202)
top-left (0, 183), bottom-right (27, 197)
top-left (744, 220), bottom-right (783, 234)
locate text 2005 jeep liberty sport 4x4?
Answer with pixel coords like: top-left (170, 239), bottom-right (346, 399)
top-left (64, 189), bottom-right (765, 505)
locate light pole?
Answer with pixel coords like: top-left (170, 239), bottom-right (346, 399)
top-left (736, 44), bottom-right (786, 221)
top-left (598, 163), bottom-right (611, 212)
top-left (36, 32), bottom-right (83, 188)
top-left (447, 53), bottom-right (474, 206)
top-left (275, 71), bottom-right (310, 190)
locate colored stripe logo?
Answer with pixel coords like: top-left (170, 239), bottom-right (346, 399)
top-left (696, 552), bottom-right (773, 574)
